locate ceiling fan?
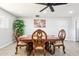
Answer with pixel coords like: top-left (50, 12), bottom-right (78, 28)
top-left (36, 3), bottom-right (67, 12)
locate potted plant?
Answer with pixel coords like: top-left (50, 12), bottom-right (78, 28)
top-left (13, 19), bottom-right (25, 36)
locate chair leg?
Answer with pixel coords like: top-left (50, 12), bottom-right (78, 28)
top-left (53, 45), bottom-right (55, 54)
top-left (44, 49), bottom-right (46, 56)
top-left (15, 45), bottom-right (18, 54)
top-left (32, 49), bottom-right (35, 56)
top-left (63, 45), bottom-right (66, 54)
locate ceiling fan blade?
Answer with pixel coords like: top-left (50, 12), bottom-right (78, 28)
top-left (52, 3), bottom-right (67, 6)
top-left (49, 6), bottom-right (54, 12)
top-left (40, 6), bottom-right (48, 12)
top-left (36, 3), bottom-right (47, 5)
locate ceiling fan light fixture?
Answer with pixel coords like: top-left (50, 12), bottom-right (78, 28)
top-left (36, 3), bottom-right (67, 12)
top-left (35, 15), bottom-right (40, 17)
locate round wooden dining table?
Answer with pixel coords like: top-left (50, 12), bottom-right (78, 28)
top-left (18, 35), bottom-right (60, 55)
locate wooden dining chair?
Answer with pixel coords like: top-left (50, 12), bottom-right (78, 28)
top-left (15, 30), bottom-right (27, 54)
top-left (32, 29), bottom-right (47, 55)
top-left (53, 29), bottom-right (66, 54)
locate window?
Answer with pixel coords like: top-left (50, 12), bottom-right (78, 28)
top-left (0, 19), bottom-right (9, 28)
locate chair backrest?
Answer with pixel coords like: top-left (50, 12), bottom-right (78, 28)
top-left (15, 30), bottom-right (21, 42)
top-left (32, 29), bottom-right (47, 47)
top-left (58, 29), bottom-right (66, 41)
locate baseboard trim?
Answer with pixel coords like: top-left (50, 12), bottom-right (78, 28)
top-left (65, 39), bottom-right (76, 41)
top-left (0, 40), bottom-right (15, 49)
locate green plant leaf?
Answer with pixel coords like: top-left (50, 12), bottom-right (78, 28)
top-left (13, 19), bottom-right (25, 36)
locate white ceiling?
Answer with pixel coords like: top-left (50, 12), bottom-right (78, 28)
top-left (0, 3), bottom-right (79, 18)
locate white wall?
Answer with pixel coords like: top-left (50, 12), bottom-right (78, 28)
top-left (0, 8), bottom-right (16, 48)
top-left (76, 17), bottom-right (79, 41)
top-left (67, 17), bottom-right (76, 41)
top-left (23, 17), bottom-right (76, 41)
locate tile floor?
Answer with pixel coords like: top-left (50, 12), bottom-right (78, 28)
top-left (0, 40), bottom-right (79, 56)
